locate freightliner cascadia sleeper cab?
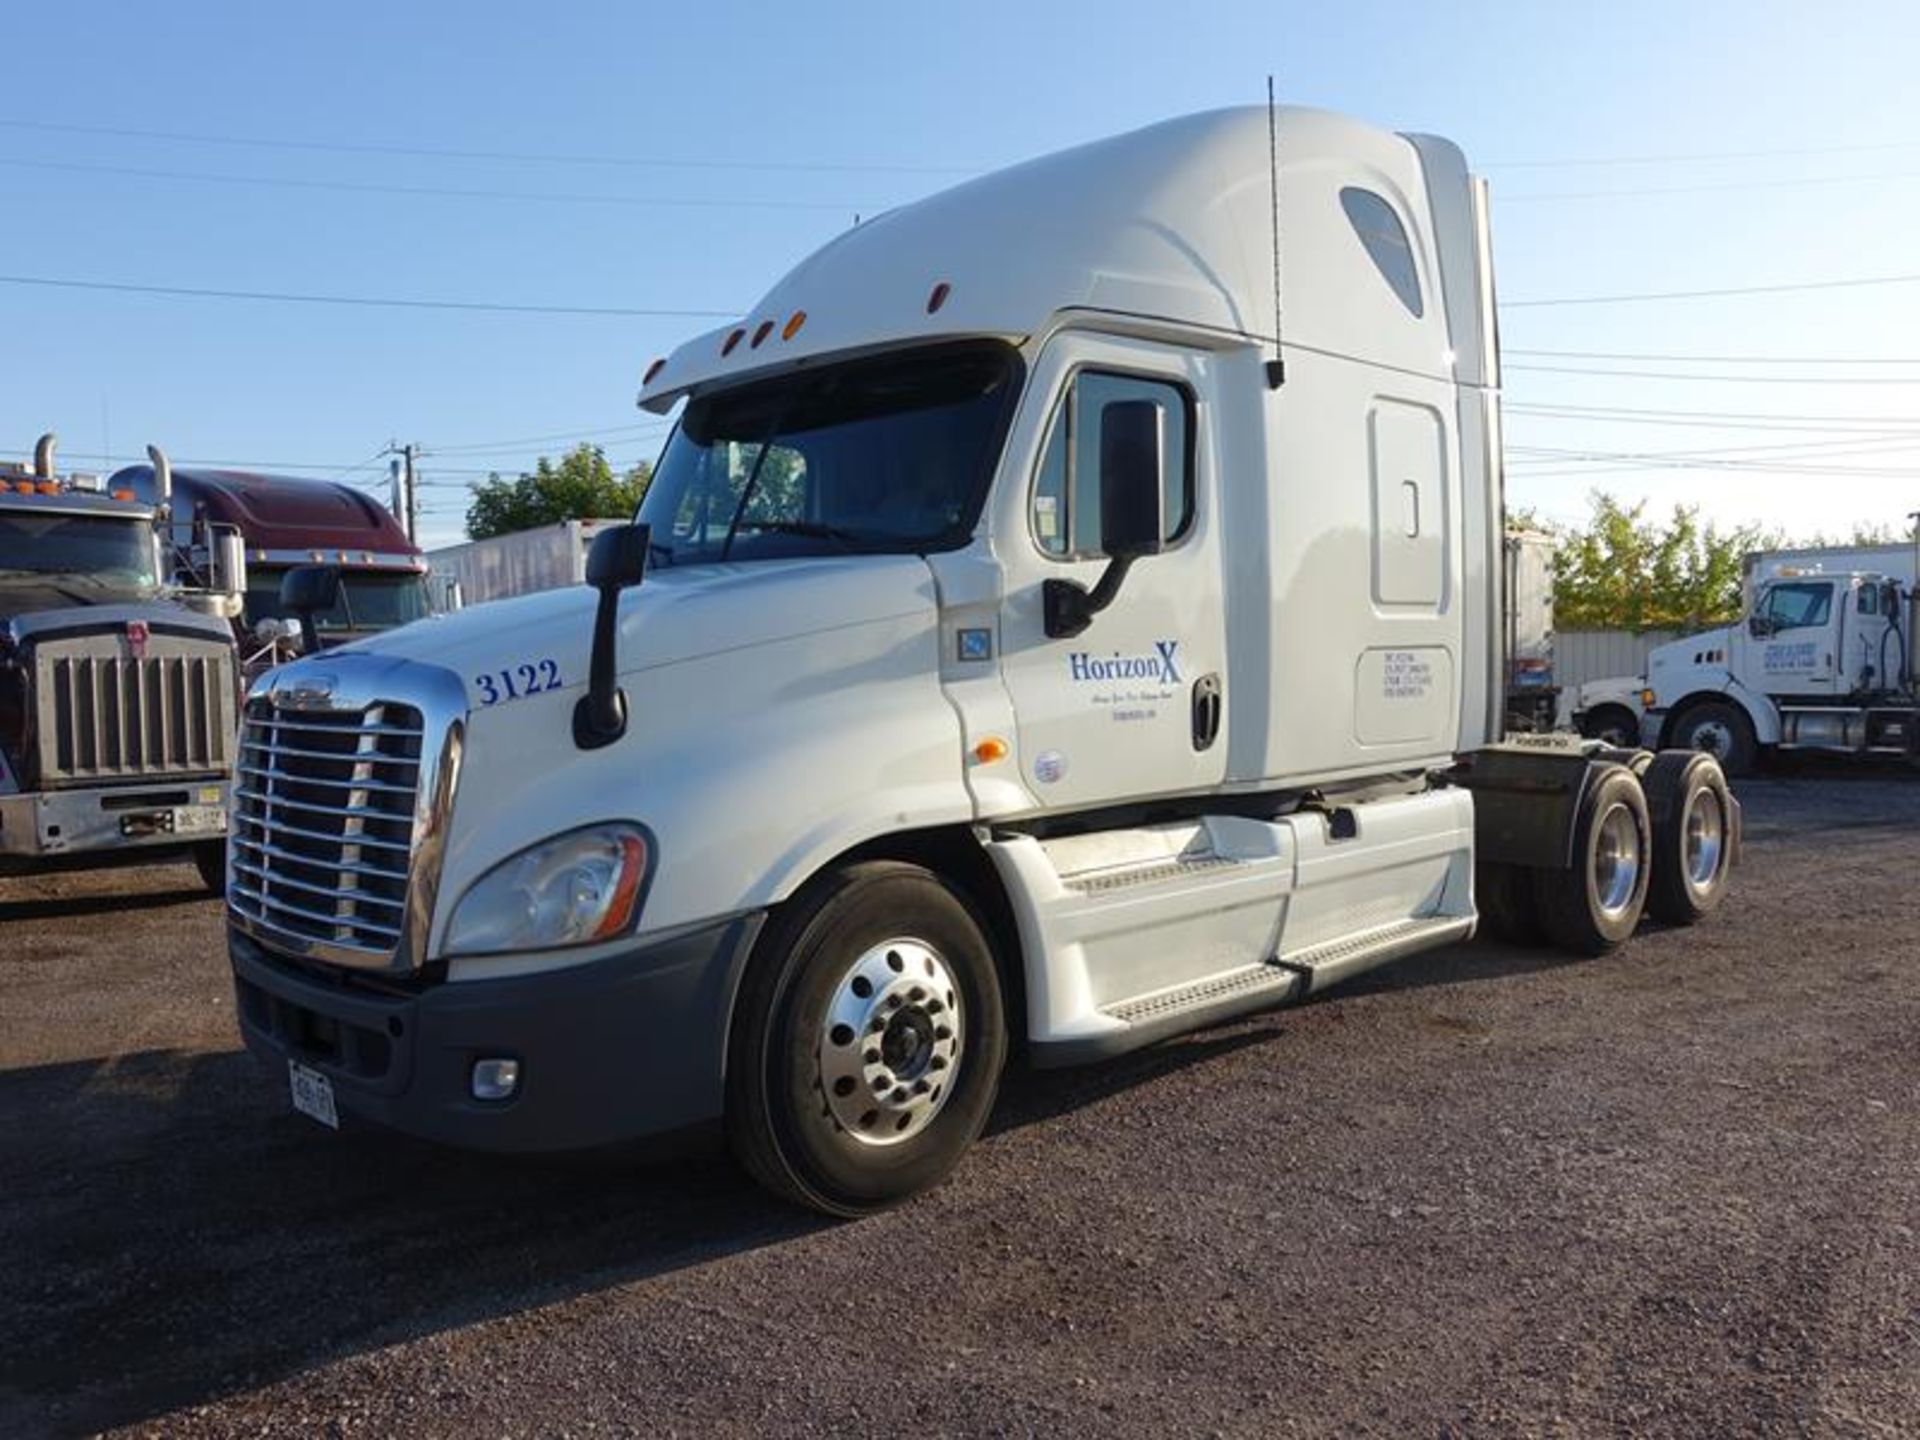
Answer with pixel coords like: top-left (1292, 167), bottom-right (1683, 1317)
top-left (226, 107), bottom-right (1738, 1214)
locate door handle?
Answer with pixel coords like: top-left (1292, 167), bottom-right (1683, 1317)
top-left (1191, 673), bottom-right (1222, 752)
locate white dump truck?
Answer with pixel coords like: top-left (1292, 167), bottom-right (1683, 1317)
top-left (226, 106), bottom-right (1739, 1214)
top-left (1571, 539), bottom-right (1920, 773)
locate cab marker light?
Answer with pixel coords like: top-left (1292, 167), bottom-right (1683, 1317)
top-left (973, 737), bottom-right (1009, 764)
top-left (927, 281), bottom-right (952, 314)
top-left (643, 357), bottom-right (667, 384)
top-left (36, 482), bottom-right (59, 494)
top-left (782, 310), bottom-right (807, 341)
top-left (13, 481), bottom-right (33, 494)
top-left (1640, 689), bottom-right (1657, 707)
top-left (110, 488), bottom-right (135, 500)
top-left (721, 327), bottom-right (745, 356)
top-left (751, 319), bottom-right (774, 348)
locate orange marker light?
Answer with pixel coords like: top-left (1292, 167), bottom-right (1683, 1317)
top-left (110, 488), bottom-right (135, 500)
top-left (36, 482), bottom-right (59, 494)
top-left (972, 737), bottom-right (1009, 765)
top-left (721, 327), bottom-right (745, 356)
top-left (927, 281), bottom-right (951, 314)
top-left (782, 310), bottom-right (807, 341)
top-left (15, 481), bottom-right (35, 494)
top-left (642, 357), bottom-right (667, 385)
top-left (751, 319), bottom-right (774, 348)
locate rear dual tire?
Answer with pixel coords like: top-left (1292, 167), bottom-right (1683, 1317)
top-left (1643, 751), bottom-right (1735, 924)
top-left (1532, 763), bottom-right (1652, 957)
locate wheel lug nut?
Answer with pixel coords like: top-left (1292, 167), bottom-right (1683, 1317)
top-left (930, 1056), bottom-right (948, 1071)
top-left (863, 1048), bottom-right (880, 1064)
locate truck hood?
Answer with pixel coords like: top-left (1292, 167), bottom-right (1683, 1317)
top-left (3, 598), bottom-right (234, 646)
top-left (337, 555), bottom-right (940, 700)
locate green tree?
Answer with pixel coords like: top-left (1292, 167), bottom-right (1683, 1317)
top-left (1548, 491), bottom-right (1781, 632)
top-left (465, 443), bottom-right (652, 540)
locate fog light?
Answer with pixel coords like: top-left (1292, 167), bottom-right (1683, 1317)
top-left (471, 1057), bottom-right (520, 1101)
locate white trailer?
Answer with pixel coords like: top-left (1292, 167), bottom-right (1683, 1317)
top-left (1503, 526), bottom-right (1556, 729)
top-left (429, 518), bottom-right (625, 610)
top-left (1571, 537), bottom-right (1920, 773)
top-left (225, 106), bottom-right (1740, 1215)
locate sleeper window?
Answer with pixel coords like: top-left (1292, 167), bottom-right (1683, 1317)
top-left (1031, 371), bottom-right (1192, 558)
top-left (1340, 187), bottom-right (1423, 319)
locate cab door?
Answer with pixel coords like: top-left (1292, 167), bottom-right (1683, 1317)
top-left (1739, 579), bottom-right (1840, 693)
top-left (994, 333), bottom-right (1228, 811)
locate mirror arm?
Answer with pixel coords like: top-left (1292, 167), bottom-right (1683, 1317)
top-left (1043, 554), bottom-right (1137, 639)
top-left (572, 583), bottom-right (628, 749)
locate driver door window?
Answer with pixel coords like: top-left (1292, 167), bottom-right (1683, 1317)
top-left (1759, 582), bottom-right (1833, 631)
top-left (1030, 371), bottom-right (1192, 558)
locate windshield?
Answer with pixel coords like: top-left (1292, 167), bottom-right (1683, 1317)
top-left (247, 570), bottom-right (432, 632)
top-left (636, 341), bottom-right (1021, 565)
top-left (0, 509), bottom-right (159, 592)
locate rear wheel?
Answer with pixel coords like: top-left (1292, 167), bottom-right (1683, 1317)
top-left (1670, 700), bottom-right (1758, 777)
top-left (192, 841), bottom-right (226, 896)
top-left (1642, 752), bottom-right (1735, 924)
top-left (726, 861), bottom-right (1007, 1217)
top-left (1533, 764), bottom-right (1651, 957)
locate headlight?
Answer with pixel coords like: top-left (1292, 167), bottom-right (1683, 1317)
top-left (444, 823), bottom-right (651, 956)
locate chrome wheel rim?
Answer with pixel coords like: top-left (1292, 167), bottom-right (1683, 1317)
top-left (1684, 788), bottom-right (1725, 892)
top-left (1594, 802), bottom-right (1643, 918)
top-left (818, 938), bottom-right (963, 1147)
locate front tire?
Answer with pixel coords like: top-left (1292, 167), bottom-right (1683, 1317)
top-left (726, 861), bottom-right (1007, 1217)
top-left (1580, 704), bottom-right (1641, 749)
top-left (1670, 700), bottom-right (1758, 777)
top-left (193, 841), bottom-right (226, 896)
top-left (1533, 764), bottom-right (1652, 957)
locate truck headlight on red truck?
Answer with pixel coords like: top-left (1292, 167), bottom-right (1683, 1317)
top-left (443, 823), bottom-right (651, 956)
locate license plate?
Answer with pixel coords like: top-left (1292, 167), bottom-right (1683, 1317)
top-left (173, 804), bottom-right (228, 836)
top-left (288, 1060), bottom-right (339, 1129)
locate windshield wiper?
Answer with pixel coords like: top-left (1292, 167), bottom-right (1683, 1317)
top-left (731, 519), bottom-right (871, 548)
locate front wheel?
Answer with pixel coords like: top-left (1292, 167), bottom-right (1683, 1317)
top-left (726, 861), bottom-right (1007, 1217)
top-left (1670, 700), bottom-right (1758, 777)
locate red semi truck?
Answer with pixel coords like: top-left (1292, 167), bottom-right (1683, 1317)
top-left (113, 464), bottom-right (432, 674)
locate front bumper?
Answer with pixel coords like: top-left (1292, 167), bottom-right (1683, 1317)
top-left (230, 913), bottom-right (764, 1152)
top-left (0, 778), bottom-right (229, 873)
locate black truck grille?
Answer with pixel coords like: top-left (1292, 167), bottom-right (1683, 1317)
top-left (229, 697), bottom-right (424, 958)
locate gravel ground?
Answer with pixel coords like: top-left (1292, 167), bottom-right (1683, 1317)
top-left (2, 768), bottom-right (1916, 1438)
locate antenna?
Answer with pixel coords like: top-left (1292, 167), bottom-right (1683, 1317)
top-left (1265, 76), bottom-right (1286, 390)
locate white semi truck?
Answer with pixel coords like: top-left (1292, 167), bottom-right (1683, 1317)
top-left (1571, 539), bottom-right (1920, 773)
top-left (226, 106), bottom-right (1738, 1214)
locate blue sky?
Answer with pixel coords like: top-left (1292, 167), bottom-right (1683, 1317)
top-left (4, 1), bottom-right (1918, 548)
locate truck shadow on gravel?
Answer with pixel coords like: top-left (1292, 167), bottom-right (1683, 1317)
top-left (0, 1047), bottom-right (818, 1436)
top-left (0, 885), bottom-right (210, 925)
top-left (0, 926), bottom-right (1745, 1436)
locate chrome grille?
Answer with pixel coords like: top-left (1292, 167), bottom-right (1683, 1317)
top-left (33, 638), bottom-right (237, 785)
top-left (229, 697), bottom-right (424, 959)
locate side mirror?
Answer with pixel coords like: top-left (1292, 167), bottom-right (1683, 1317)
top-left (573, 523), bottom-right (651, 750)
top-left (1747, 613), bottom-right (1773, 638)
top-left (1043, 400), bottom-right (1166, 639)
top-left (212, 531), bottom-right (248, 609)
top-left (1096, 399), bottom-right (1167, 560)
top-left (280, 564), bottom-right (341, 656)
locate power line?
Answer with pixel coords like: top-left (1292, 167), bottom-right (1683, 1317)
top-left (0, 115), bottom-right (979, 176)
top-left (1508, 348), bottom-right (1920, 365)
top-left (425, 421), bottom-right (671, 456)
top-left (1486, 138), bottom-right (1920, 170)
top-left (1509, 361), bottom-right (1920, 384)
top-left (1501, 168), bottom-right (1920, 203)
top-left (0, 273), bottom-right (735, 318)
top-left (1505, 271), bottom-right (1920, 308)
top-left (0, 155), bottom-right (878, 214)
top-left (1507, 400), bottom-right (1920, 428)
